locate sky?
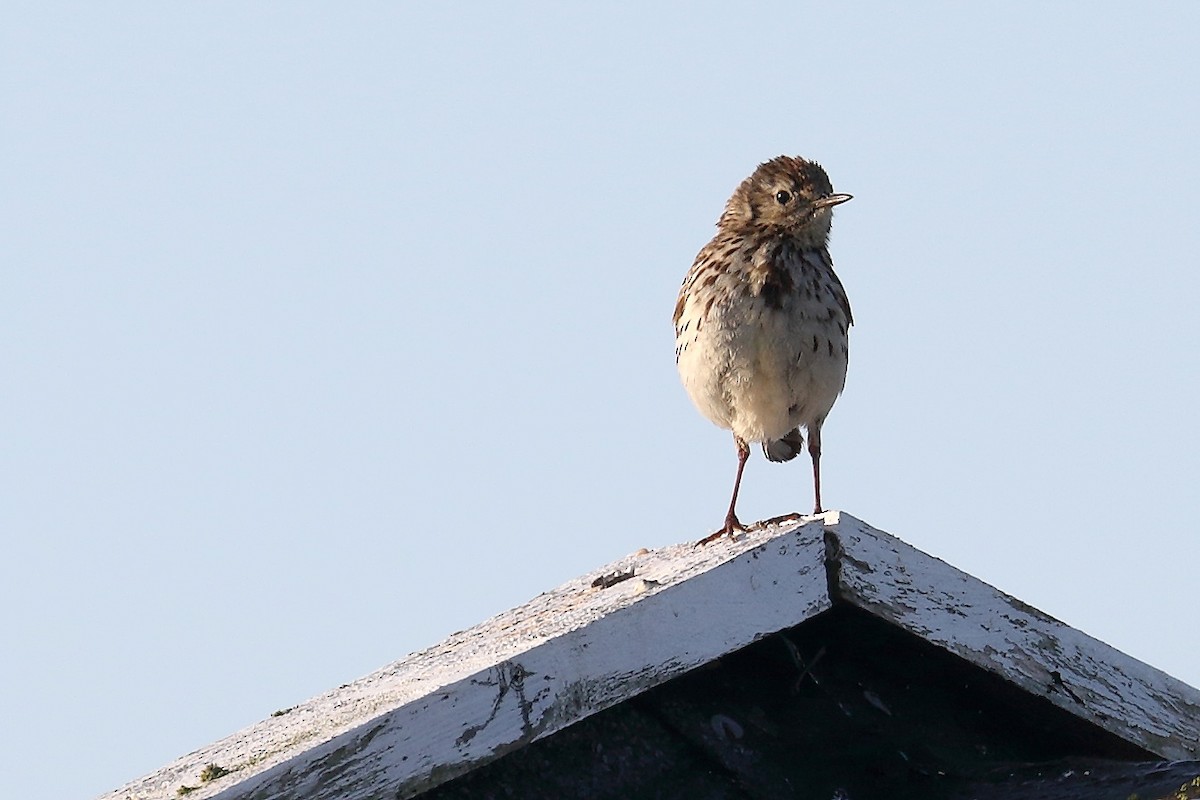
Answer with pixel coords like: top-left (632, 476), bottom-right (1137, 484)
top-left (3, 4), bottom-right (1199, 798)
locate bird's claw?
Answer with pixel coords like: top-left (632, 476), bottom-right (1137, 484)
top-left (755, 512), bottom-right (804, 528)
top-left (695, 515), bottom-right (748, 546)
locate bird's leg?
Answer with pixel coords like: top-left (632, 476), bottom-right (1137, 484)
top-left (808, 425), bottom-right (823, 514)
top-left (696, 436), bottom-right (750, 545)
top-left (723, 436), bottom-right (751, 531)
top-left (756, 426), bottom-right (824, 526)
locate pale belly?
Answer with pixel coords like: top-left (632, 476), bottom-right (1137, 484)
top-left (677, 304), bottom-right (848, 444)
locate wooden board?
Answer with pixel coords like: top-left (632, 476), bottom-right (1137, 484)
top-left (100, 520), bottom-right (831, 800)
top-left (99, 512), bottom-right (1200, 800)
top-left (826, 512), bottom-right (1200, 761)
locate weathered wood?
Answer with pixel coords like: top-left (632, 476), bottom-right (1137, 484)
top-left (825, 513), bottom-right (1200, 761)
top-left (99, 512), bottom-right (1200, 800)
top-left (424, 603), bottom-right (1190, 800)
top-left (100, 520), bottom-right (831, 800)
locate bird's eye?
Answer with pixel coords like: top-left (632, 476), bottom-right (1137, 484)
top-left (775, 190), bottom-right (792, 205)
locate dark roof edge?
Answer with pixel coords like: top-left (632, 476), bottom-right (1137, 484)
top-left (823, 512), bottom-right (1200, 760)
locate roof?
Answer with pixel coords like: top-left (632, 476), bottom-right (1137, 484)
top-left (99, 512), bottom-right (1200, 800)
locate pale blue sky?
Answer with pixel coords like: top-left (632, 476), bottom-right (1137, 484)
top-left (4, 4), bottom-right (1199, 798)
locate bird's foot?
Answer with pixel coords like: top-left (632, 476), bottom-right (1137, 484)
top-left (695, 513), bottom-right (748, 546)
top-left (754, 512), bottom-right (804, 529)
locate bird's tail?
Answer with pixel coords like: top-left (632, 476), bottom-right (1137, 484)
top-left (763, 428), bottom-right (804, 463)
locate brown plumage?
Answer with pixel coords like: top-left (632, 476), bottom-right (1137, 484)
top-left (674, 156), bottom-right (853, 542)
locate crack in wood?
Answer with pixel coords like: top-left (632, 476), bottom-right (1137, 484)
top-left (455, 662), bottom-right (535, 747)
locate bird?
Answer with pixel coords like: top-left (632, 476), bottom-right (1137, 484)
top-left (673, 155), bottom-right (853, 543)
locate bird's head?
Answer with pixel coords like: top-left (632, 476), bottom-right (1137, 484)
top-left (718, 155), bottom-right (851, 245)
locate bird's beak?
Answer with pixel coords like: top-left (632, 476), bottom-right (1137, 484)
top-left (812, 193), bottom-right (853, 210)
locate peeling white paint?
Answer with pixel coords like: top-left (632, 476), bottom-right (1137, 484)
top-left (826, 513), bottom-right (1200, 760)
top-left (98, 512), bottom-right (1200, 800)
top-left (100, 518), bottom-right (830, 800)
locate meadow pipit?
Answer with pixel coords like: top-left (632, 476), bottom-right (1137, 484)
top-left (674, 156), bottom-right (853, 541)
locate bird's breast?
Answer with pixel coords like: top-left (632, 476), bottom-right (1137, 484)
top-left (675, 242), bottom-right (851, 441)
